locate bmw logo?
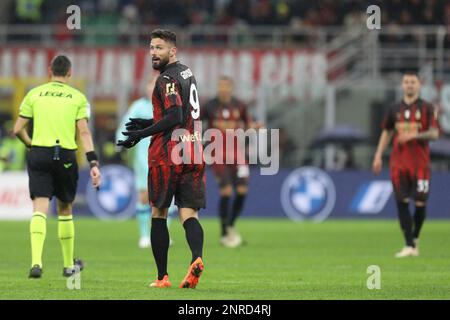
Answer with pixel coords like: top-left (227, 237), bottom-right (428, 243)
top-left (281, 167), bottom-right (336, 222)
top-left (86, 165), bottom-right (137, 220)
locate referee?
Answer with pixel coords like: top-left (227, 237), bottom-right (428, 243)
top-left (13, 55), bottom-right (101, 278)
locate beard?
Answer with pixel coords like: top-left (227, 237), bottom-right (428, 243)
top-left (405, 90), bottom-right (417, 97)
top-left (152, 56), bottom-right (169, 70)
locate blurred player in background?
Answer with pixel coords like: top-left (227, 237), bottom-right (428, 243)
top-left (373, 71), bottom-right (439, 258)
top-left (13, 55), bottom-right (101, 278)
top-left (203, 76), bottom-right (260, 248)
top-left (116, 76), bottom-right (176, 248)
top-left (0, 120), bottom-right (26, 172)
top-left (118, 29), bottom-right (205, 289)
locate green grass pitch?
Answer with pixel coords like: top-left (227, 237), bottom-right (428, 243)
top-left (0, 218), bottom-right (449, 300)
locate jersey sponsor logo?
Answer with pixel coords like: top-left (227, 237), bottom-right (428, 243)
top-left (38, 91), bottom-right (73, 98)
top-left (395, 122), bottom-right (421, 133)
top-left (178, 130), bottom-right (201, 142)
top-left (86, 165), bottom-right (137, 220)
top-left (281, 167), bottom-right (336, 221)
top-left (180, 68), bottom-right (193, 80)
top-left (63, 163), bottom-right (73, 169)
top-left (350, 181), bottom-right (392, 214)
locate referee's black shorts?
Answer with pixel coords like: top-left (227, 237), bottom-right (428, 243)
top-left (26, 147), bottom-right (78, 203)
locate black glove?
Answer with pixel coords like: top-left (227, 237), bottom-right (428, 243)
top-left (117, 137), bottom-right (141, 149)
top-left (125, 118), bottom-right (153, 131)
top-left (116, 129), bottom-right (144, 149)
top-left (118, 108), bottom-right (183, 149)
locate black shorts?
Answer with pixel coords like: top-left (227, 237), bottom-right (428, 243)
top-left (148, 164), bottom-right (206, 210)
top-left (391, 167), bottom-right (430, 203)
top-left (211, 164), bottom-right (249, 188)
top-left (27, 147), bottom-right (78, 203)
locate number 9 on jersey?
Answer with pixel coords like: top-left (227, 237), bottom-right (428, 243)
top-left (190, 83), bottom-right (200, 119)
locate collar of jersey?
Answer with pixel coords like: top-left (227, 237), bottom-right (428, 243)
top-left (402, 97), bottom-right (420, 108)
top-left (50, 81), bottom-right (66, 86)
top-left (160, 61), bottom-right (179, 73)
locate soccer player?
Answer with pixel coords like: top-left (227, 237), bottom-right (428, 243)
top-left (117, 29), bottom-right (205, 289)
top-left (203, 76), bottom-right (258, 248)
top-left (13, 55), bottom-right (101, 278)
top-left (116, 76), bottom-right (177, 248)
top-left (372, 71), bottom-right (439, 258)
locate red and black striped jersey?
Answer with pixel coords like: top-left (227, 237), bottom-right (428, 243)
top-left (203, 97), bottom-right (251, 131)
top-left (382, 98), bottom-right (439, 170)
top-left (203, 97), bottom-right (251, 164)
top-left (149, 61), bottom-right (203, 167)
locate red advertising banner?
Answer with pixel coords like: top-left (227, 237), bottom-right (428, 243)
top-left (0, 47), bottom-right (327, 101)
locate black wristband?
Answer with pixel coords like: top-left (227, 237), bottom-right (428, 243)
top-left (86, 151), bottom-right (98, 163)
top-left (89, 161), bottom-right (99, 169)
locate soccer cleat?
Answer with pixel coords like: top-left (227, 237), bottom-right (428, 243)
top-left (149, 275), bottom-right (172, 288)
top-left (179, 257), bottom-right (204, 289)
top-left (226, 226), bottom-right (243, 248)
top-left (220, 235), bottom-right (231, 247)
top-left (413, 239), bottom-right (420, 256)
top-left (138, 236), bottom-right (151, 249)
top-left (29, 265), bottom-right (43, 279)
top-left (63, 258), bottom-right (85, 277)
top-left (395, 246), bottom-right (418, 258)
top-left (74, 258), bottom-right (84, 271)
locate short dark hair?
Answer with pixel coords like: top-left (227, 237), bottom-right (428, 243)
top-left (150, 29), bottom-right (177, 46)
top-left (219, 75), bottom-right (234, 84)
top-left (51, 55), bottom-right (71, 77)
top-left (403, 70), bottom-right (419, 78)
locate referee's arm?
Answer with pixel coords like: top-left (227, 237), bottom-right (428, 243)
top-left (77, 119), bottom-right (101, 188)
top-left (13, 117), bottom-right (32, 148)
top-left (77, 119), bottom-right (95, 154)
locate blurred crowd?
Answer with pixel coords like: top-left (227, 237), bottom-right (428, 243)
top-left (5, 0), bottom-right (450, 28)
top-left (4, 0), bottom-right (450, 46)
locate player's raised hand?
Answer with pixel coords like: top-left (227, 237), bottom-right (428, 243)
top-left (125, 118), bottom-right (153, 131)
top-left (372, 155), bottom-right (382, 175)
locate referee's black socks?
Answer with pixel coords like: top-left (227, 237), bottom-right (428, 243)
top-left (396, 201), bottom-right (415, 247)
top-left (151, 218), bottom-right (170, 280)
top-left (183, 217), bottom-right (204, 264)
